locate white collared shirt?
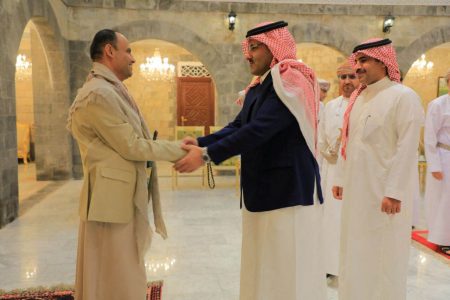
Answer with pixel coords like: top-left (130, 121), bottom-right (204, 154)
top-left (260, 69), bottom-right (271, 84)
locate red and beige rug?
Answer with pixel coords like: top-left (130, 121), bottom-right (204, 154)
top-left (412, 230), bottom-right (450, 259)
top-left (0, 281), bottom-right (163, 300)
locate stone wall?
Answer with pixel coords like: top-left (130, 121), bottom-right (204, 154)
top-left (31, 19), bottom-right (72, 181)
top-left (60, 1), bottom-right (450, 119)
top-left (0, 0), bottom-right (71, 227)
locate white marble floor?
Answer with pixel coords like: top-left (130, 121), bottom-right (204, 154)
top-left (1, 163), bottom-right (450, 299)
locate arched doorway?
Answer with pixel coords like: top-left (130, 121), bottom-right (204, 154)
top-left (15, 21), bottom-right (45, 202)
top-left (0, 0), bottom-right (70, 227)
top-left (14, 18), bottom-right (72, 213)
top-left (402, 42), bottom-right (450, 195)
top-left (127, 39), bottom-right (218, 140)
top-left (113, 20), bottom-right (237, 125)
top-left (403, 42), bottom-right (450, 109)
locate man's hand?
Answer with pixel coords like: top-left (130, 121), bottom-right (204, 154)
top-left (332, 186), bottom-right (343, 200)
top-left (432, 171), bottom-right (443, 181)
top-left (182, 136), bottom-right (198, 146)
top-left (381, 197), bottom-right (401, 215)
top-left (174, 144), bottom-right (204, 173)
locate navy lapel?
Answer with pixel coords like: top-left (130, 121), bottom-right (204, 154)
top-left (241, 73), bottom-right (273, 124)
top-left (241, 88), bottom-right (258, 125)
top-left (250, 74), bottom-right (273, 120)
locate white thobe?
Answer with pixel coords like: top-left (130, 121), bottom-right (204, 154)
top-left (240, 199), bottom-right (326, 300)
top-left (411, 163), bottom-right (421, 227)
top-left (334, 77), bottom-right (423, 300)
top-left (424, 94), bottom-right (450, 245)
top-left (318, 95), bottom-right (348, 276)
top-left (317, 101), bottom-right (325, 169)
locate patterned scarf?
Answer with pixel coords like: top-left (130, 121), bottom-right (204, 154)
top-left (241, 21), bottom-right (320, 156)
top-left (85, 70), bottom-right (153, 138)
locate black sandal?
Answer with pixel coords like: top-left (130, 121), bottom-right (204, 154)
top-left (439, 246), bottom-right (450, 256)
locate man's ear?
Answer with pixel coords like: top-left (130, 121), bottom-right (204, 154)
top-left (104, 43), bottom-right (114, 59)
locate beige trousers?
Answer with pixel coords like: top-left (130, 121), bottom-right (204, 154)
top-left (75, 219), bottom-right (147, 300)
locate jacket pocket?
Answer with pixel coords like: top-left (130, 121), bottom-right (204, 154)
top-left (88, 167), bottom-right (136, 223)
top-left (100, 167), bottom-right (133, 183)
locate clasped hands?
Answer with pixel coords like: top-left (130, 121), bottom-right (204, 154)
top-left (173, 136), bottom-right (205, 173)
top-left (332, 186), bottom-right (402, 215)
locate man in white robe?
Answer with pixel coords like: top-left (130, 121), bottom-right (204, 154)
top-left (332, 38), bottom-right (424, 300)
top-left (318, 62), bottom-right (358, 277)
top-left (424, 69), bottom-right (450, 255)
top-left (175, 21), bottom-right (326, 300)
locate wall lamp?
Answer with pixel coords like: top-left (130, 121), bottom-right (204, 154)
top-left (228, 10), bottom-right (237, 31)
top-left (383, 14), bottom-right (395, 33)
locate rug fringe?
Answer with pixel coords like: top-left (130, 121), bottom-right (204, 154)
top-left (0, 284), bottom-right (74, 296)
top-left (1, 281), bottom-right (163, 296)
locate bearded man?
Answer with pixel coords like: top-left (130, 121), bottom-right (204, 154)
top-left (332, 38), bottom-right (424, 300)
top-left (175, 21), bottom-right (326, 300)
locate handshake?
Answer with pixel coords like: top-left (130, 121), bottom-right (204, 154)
top-left (173, 136), bottom-right (206, 173)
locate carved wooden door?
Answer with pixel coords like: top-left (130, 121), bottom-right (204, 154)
top-left (177, 77), bottom-right (215, 134)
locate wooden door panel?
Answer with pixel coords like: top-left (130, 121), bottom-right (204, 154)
top-left (177, 77), bottom-right (214, 134)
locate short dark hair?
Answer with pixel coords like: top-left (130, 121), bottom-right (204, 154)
top-left (89, 29), bottom-right (118, 61)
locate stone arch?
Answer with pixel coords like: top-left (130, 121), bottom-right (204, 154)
top-left (295, 42), bottom-right (348, 101)
top-left (0, 0), bottom-right (70, 227)
top-left (112, 20), bottom-right (242, 124)
top-left (399, 24), bottom-right (450, 73)
top-left (28, 17), bottom-right (72, 180)
top-left (113, 20), bottom-right (227, 88)
top-left (290, 22), bottom-right (359, 56)
top-left (113, 19), bottom-right (233, 93)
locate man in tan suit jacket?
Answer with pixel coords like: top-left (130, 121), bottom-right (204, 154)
top-left (67, 29), bottom-right (186, 300)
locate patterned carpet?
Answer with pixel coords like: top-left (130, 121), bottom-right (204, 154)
top-left (0, 281), bottom-right (163, 300)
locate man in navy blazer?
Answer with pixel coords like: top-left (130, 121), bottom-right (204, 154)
top-left (192, 70), bottom-right (321, 212)
top-left (175, 21), bottom-right (326, 299)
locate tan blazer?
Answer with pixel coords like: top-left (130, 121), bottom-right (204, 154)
top-left (68, 63), bottom-right (185, 225)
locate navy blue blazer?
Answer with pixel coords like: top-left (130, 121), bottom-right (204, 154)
top-left (198, 73), bottom-right (323, 212)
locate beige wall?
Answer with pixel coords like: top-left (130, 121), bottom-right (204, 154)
top-left (15, 23), bottom-right (34, 126)
top-left (15, 78), bottom-right (34, 125)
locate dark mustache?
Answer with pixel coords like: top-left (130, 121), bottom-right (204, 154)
top-left (356, 69), bottom-right (365, 74)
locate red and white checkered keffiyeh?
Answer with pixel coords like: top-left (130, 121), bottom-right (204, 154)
top-left (241, 22), bottom-right (320, 156)
top-left (340, 38), bottom-right (401, 159)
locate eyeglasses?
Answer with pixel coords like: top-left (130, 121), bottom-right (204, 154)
top-left (339, 74), bottom-right (356, 80)
top-left (248, 43), bottom-right (262, 52)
